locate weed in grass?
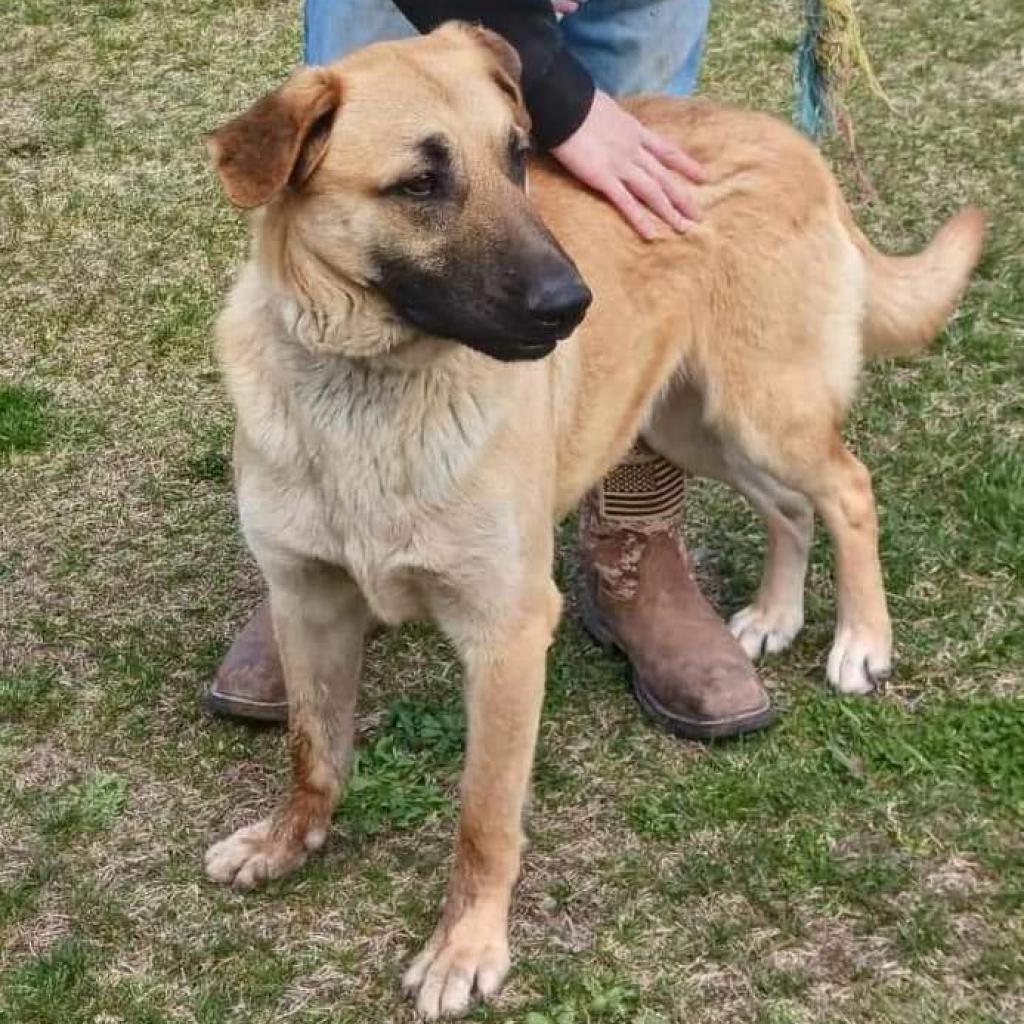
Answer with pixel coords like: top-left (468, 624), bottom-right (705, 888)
top-left (522, 971), bottom-right (640, 1024)
top-left (40, 773), bottom-right (129, 840)
top-left (338, 701), bottom-right (464, 836)
top-left (41, 90), bottom-right (106, 153)
top-left (895, 901), bottom-right (951, 963)
top-left (185, 448), bottom-right (230, 484)
top-left (0, 384), bottom-right (50, 460)
top-left (1, 939), bottom-right (96, 1024)
top-left (0, 668), bottom-right (64, 726)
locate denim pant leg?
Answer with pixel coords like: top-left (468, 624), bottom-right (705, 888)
top-left (303, 0), bottom-right (710, 95)
top-left (303, 0), bottom-right (414, 65)
top-left (560, 0), bottom-right (710, 97)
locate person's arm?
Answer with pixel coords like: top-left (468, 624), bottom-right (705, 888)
top-left (392, 0), bottom-right (705, 239)
top-left (393, 0), bottom-right (594, 149)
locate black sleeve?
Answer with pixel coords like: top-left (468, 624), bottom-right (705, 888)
top-left (391, 0), bottom-right (595, 149)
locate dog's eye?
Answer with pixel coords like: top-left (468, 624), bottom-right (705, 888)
top-left (509, 134), bottom-right (530, 172)
top-left (508, 133), bottom-right (530, 185)
top-left (399, 172), bottom-right (438, 199)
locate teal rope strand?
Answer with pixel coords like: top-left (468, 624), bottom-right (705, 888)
top-left (795, 0), bottom-right (828, 138)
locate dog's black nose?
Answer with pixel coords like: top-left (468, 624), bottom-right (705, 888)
top-left (525, 274), bottom-right (593, 332)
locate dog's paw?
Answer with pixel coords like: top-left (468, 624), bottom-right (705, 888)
top-left (729, 603), bottom-right (803, 660)
top-left (204, 818), bottom-right (322, 890)
top-left (826, 625), bottom-right (892, 695)
top-left (402, 912), bottom-right (510, 1020)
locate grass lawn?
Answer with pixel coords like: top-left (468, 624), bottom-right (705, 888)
top-left (1, 1), bottom-right (1021, 1021)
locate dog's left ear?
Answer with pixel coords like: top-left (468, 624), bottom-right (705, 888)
top-left (456, 23), bottom-right (530, 129)
top-left (207, 67), bottom-right (341, 209)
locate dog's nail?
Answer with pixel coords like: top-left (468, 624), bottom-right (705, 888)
top-left (863, 657), bottom-right (887, 691)
top-left (871, 667), bottom-right (891, 690)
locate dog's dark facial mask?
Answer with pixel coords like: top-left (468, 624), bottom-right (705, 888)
top-left (374, 192), bottom-right (593, 360)
top-left (373, 230), bottom-right (591, 361)
top-left (370, 137), bottom-right (592, 361)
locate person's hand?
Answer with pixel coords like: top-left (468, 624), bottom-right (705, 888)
top-left (550, 89), bottom-right (706, 240)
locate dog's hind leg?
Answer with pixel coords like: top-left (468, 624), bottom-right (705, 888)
top-left (644, 386), bottom-right (813, 660)
top-left (797, 441), bottom-right (892, 694)
top-left (647, 362), bottom-right (891, 694)
top-left (403, 575), bottom-right (561, 1019)
top-left (722, 418), bottom-right (891, 694)
top-left (205, 564), bottom-right (371, 890)
top-left (722, 460), bottom-right (814, 660)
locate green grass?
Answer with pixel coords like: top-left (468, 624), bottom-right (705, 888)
top-left (1, 1), bottom-right (1021, 1022)
top-left (0, 385), bottom-right (51, 460)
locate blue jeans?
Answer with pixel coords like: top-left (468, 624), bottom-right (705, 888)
top-left (303, 0), bottom-right (710, 98)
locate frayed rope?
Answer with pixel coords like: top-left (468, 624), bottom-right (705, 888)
top-left (795, 0), bottom-right (891, 139)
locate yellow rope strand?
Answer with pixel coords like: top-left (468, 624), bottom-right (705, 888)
top-left (816, 0), bottom-right (892, 112)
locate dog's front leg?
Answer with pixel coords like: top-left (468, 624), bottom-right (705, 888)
top-left (404, 580), bottom-right (562, 1019)
top-left (205, 566), bottom-right (370, 889)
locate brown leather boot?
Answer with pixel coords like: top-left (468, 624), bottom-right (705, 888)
top-left (205, 600), bottom-right (288, 724)
top-left (578, 444), bottom-right (776, 740)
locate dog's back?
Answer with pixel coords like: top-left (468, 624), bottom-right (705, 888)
top-left (537, 95), bottom-right (984, 363)
top-left (530, 95), bottom-right (984, 474)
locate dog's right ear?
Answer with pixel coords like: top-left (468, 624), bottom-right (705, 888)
top-left (207, 68), bottom-right (341, 209)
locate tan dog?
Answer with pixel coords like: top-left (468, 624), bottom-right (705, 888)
top-left (204, 24), bottom-right (984, 1018)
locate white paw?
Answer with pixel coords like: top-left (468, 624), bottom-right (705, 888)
top-left (204, 818), bottom-right (319, 890)
top-left (826, 625), bottom-right (892, 695)
top-left (402, 918), bottom-right (510, 1019)
top-left (729, 603), bottom-right (804, 660)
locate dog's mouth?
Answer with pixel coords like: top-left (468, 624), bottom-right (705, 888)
top-left (390, 301), bottom-right (575, 363)
top-left (468, 334), bottom-right (560, 362)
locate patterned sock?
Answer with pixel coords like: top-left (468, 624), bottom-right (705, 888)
top-left (597, 440), bottom-right (687, 525)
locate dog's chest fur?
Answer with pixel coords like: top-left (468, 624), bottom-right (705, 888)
top-left (223, 297), bottom-right (525, 624)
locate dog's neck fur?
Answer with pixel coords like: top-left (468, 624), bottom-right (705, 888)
top-left (245, 279), bottom-right (510, 506)
top-left (278, 292), bottom-right (413, 360)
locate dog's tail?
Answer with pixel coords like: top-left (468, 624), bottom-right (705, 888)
top-left (846, 205), bottom-right (986, 358)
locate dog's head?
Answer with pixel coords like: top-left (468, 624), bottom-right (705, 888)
top-left (208, 23), bottom-right (591, 362)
